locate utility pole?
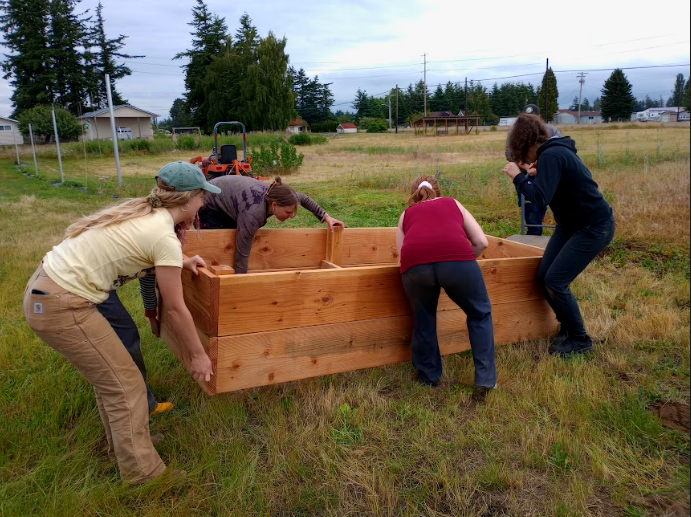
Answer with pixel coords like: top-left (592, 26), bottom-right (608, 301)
top-left (422, 53), bottom-right (427, 116)
top-left (388, 95), bottom-right (392, 129)
top-left (105, 73), bottom-right (122, 188)
top-left (577, 72), bottom-right (587, 124)
top-left (395, 84), bottom-right (399, 134)
top-left (464, 77), bottom-right (468, 116)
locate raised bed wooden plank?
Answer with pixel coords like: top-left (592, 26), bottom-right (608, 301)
top-left (216, 257), bottom-right (544, 336)
top-left (213, 298), bottom-right (557, 393)
top-left (181, 266), bottom-right (219, 337)
top-left (339, 227), bottom-right (399, 266)
top-left (481, 236), bottom-right (544, 259)
top-left (184, 228), bottom-right (328, 270)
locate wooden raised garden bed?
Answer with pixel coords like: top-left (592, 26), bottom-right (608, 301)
top-left (160, 227), bottom-right (557, 394)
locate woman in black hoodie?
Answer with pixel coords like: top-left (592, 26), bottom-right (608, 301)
top-left (501, 114), bottom-right (615, 357)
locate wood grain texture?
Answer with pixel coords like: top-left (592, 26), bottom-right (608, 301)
top-left (216, 257), bottom-right (543, 336)
top-left (213, 298), bottom-right (557, 393)
top-left (184, 228), bottom-right (328, 270)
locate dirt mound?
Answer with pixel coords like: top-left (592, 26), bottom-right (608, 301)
top-left (649, 401), bottom-right (690, 434)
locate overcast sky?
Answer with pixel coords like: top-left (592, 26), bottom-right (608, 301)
top-left (1, 0), bottom-right (690, 119)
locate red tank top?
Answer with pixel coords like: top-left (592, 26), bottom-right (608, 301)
top-left (400, 197), bottom-right (476, 274)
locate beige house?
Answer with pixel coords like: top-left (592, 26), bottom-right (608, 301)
top-left (336, 123), bottom-right (357, 134)
top-left (286, 118), bottom-right (309, 134)
top-left (0, 116), bottom-right (24, 145)
top-left (78, 104), bottom-right (159, 141)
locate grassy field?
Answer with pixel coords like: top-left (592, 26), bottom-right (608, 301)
top-left (0, 125), bottom-right (689, 516)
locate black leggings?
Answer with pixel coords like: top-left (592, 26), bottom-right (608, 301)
top-left (198, 207), bottom-right (237, 229)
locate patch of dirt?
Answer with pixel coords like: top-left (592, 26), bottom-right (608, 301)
top-left (644, 494), bottom-right (691, 517)
top-left (649, 401), bottom-right (690, 434)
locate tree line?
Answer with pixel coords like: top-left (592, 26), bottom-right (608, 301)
top-left (1, 0), bottom-right (138, 117)
top-left (343, 70), bottom-right (690, 126)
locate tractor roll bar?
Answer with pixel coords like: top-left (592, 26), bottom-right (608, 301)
top-left (212, 121), bottom-right (247, 163)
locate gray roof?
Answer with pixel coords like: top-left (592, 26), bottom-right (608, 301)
top-left (0, 116), bottom-right (18, 123)
top-left (78, 104), bottom-right (159, 119)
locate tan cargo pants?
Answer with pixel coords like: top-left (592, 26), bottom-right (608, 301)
top-left (23, 264), bottom-right (166, 484)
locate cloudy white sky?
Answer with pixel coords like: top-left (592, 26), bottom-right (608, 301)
top-left (1, 0), bottom-right (690, 119)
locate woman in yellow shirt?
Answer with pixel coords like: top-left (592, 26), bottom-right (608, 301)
top-left (23, 161), bottom-right (218, 484)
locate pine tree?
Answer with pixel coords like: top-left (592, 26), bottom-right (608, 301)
top-left (49, 0), bottom-right (89, 115)
top-left (592, 97), bottom-right (601, 111)
top-left (0, 0), bottom-right (53, 115)
top-left (537, 68), bottom-right (558, 122)
top-left (683, 80), bottom-right (690, 112)
top-left (570, 96), bottom-right (580, 111)
top-left (84, 2), bottom-right (142, 109)
top-left (600, 69), bottom-right (635, 122)
top-left (582, 98), bottom-right (591, 111)
top-left (174, 0), bottom-right (229, 130)
top-left (670, 73), bottom-right (685, 107)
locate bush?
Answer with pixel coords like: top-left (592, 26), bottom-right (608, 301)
top-left (289, 133), bottom-right (312, 146)
top-left (250, 140), bottom-right (304, 174)
top-left (17, 105), bottom-right (84, 143)
top-left (366, 119), bottom-right (389, 133)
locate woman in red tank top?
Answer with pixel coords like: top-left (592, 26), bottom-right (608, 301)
top-left (396, 176), bottom-right (496, 399)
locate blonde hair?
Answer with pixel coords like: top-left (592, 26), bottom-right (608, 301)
top-left (407, 175), bottom-right (441, 206)
top-left (65, 187), bottom-right (205, 239)
top-left (265, 176), bottom-right (299, 208)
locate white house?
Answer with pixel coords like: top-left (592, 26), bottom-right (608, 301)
top-left (634, 107), bottom-right (686, 122)
top-left (77, 104), bottom-right (159, 141)
top-left (336, 123), bottom-right (357, 134)
top-left (554, 110), bottom-right (603, 124)
top-left (498, 117), bottom-right (517, 127)
top-left (0, 116), bottom-right (24, 145)
top-left (286, 118), bottom-right (308, 134)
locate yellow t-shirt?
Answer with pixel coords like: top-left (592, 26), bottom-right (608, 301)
top-left (43, 209), bottom-right (182, 303)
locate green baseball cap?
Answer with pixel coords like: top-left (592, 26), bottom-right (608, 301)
top-left (155, 161), bottom-right (221, 194)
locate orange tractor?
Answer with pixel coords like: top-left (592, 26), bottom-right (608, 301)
top-left (190, 121), bottom-right (267, 180)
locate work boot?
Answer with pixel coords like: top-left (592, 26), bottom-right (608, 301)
top-left (151, 402), bottom-right (174, 417)
top-left (471, 386), bottom-right (493, 403)
top-left (549, 335), bottom-right (593, 357)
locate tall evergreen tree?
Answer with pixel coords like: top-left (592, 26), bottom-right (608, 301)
top-left (0, 0), bottom-right (53, 115)
top-left (84, 2), bottom-right (141, 109)
top-left (600, 69), bottom-right (635, 122)
top-left (592, 97), bottom-right (601, 111)
top-left (174, 0), bottom-right (229, 130)
top-left (683, 80), bottom-right (690, 112)
top-left (537, 68), bottom-right (558, 122)
top-left (669, 73), bottom-right (685, 107)
top-left (49, 0), bottom-right (89, 115)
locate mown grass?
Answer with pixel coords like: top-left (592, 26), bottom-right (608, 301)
top-left (0, 125), bottom-right (689, 516)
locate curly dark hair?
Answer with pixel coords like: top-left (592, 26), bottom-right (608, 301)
top-left (507, 114), bottom-right (550, 163)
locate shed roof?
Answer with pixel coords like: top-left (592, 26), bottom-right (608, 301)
top-left (338, 123), bottom-right (357, 129)
top-left (78, 104), bottom-right (159, 119)
top-left (288, 118), bottom-right (307, 127)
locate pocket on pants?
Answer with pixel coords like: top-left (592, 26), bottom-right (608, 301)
top-left (24, 291), bottom-right (62, 334)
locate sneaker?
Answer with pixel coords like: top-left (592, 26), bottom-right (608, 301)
top-left (550, 329), bottom-right (569, 346)
top-left (549, 335), bottom-right (593, 357)
top-left (151, 402), bottom-right (174, 417)
top-left (150, 433), bottom-right (165, 447)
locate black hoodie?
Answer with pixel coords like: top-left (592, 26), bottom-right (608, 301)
top-left (513, 137), bottom-right (612, 231)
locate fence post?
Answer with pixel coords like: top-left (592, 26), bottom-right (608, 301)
top-left (29, 123), bottom-right (38, 174)
top-left (51, 105), bottom-right (64, 183)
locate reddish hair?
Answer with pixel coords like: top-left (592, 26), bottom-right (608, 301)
top-left (507, 113), bottom-right (550, 163)
top-left (407, 175), bottom-right (441, 206)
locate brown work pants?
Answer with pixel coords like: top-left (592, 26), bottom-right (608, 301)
top-left (23, 265), bottom-right (166, 484)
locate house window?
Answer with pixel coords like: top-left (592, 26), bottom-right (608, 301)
top-left (0, 125), bottom-right (10, 130)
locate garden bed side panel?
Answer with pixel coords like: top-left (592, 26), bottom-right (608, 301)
top-left (211, 257), bottom-right (557, 393)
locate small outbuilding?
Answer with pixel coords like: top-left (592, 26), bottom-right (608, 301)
top-left (77, 104), bottom-right (159, 141)
top-left (286, 118), bottom-right (309, 134)
top-left (0, 116), bottom-right (24, 145)
top-left (554, 110), bottom-right (602, 124)
top-left (336, 123), bottom-right (357, 134)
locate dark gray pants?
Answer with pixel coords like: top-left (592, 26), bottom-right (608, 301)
top-left (98, 291), bottom-right (157, 413)
top-left (401, 261), bottom-right (496, 388)
top-left (536, 215), bottom-right (615, 338)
